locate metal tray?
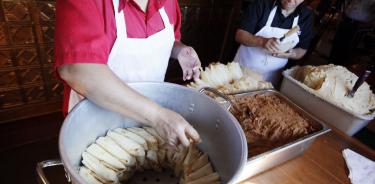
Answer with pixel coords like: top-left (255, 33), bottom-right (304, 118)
top-left (201, 88), bottom-right (331, 182)
top-left (281, 68), bottom-right (375, 136)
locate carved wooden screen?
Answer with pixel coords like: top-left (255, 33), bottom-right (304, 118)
top-left (0, 0), bottom-right (61, 122)
top-left (0, 0), bottom-right (241, 122)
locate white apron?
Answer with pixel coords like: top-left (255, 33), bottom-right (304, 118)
top-left (234, 6), bottom-right (300, 85)
top-left (67, 0), bottom-right (175, 112)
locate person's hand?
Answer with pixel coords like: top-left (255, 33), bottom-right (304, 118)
top-left (271, 49), bottom-right (295, 58)
top-left (177, 46), bottom-right (201, 81)
top-left (152, 107), bottom-right (201, 148)
top-left (262, 37), bottom-right (282, 53)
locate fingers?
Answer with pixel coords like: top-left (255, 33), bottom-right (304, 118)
top-left (167, 137), bottom-right (177, 146)
top-left (182, 68), bottom-right (187, 81)
top-left (182, 66), bottom-right (200, 81)
top-left (272, 50), bottom-right (292, 58)
top-left (188, 59), bottom-right (201, 81)
top-left (265, 43), bottom-right (275, 53)
top-left (185, 125), bottom-right (201, 144)
top-left (272, 53), bottom-right (283, 57)
top-left (164, 133), bottom-right (179, 150)
top-left (165, 142), bottom-right (178, 151)
top-left (178, 46), bottom-right (201, 81)
top-left (265, 38), bottom-right (281, 53)
top-left (185, 69), bottom-right (193, 81)
top-left (177, 129), bottom-right (190, 147)
top-left (176, 125), bottom-right (201, 147)
top-left (271, 40), bottom-right (281, 52)
top-left (156, 108), bottom-right (201, 149)
top-left (192, 66), bottom-right (201, 81)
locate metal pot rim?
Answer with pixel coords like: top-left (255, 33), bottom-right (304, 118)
top-left (59, 82), bottom-right (248, 184)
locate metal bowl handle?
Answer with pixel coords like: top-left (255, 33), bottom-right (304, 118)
top-left (199, 87), bottom-right (239, 112)
top-left (36, 159), bottom-right (71, 184)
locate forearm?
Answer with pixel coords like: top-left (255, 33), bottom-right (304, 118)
top-left (271, 48), bottom-right (307, 59)
top-left (289, 48), bottom-right (307, 60)
top-left (235, 29), bottom-right (267, 48)
top-left (58, 64), bottom-right (162, 126)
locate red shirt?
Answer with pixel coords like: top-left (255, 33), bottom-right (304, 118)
top-left (54, 0), bottom-right (181, 68)
top-left (54, 0), bottom-right (181, 115)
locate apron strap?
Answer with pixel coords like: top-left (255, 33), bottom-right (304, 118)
top-left (292, 15), bottom-right (300, 27)
top-left (159, 8), bottom-right (172, 29)
top-left (113, 0), bottom-right (127, 38)
top-left (265, 6), bottom-right (278, 27)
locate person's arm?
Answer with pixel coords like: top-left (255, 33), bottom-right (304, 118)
top-left (276, 6), bottom-right (312, 60)
top-left (235, 0), bottom-right (285, 53)
top-left (168, 0), bottom-right (201, 81)
top-left (171, 41), bottom-right (201, 81)
top-left (235, 29), bottom-right (282, 53)
top-left (272, 48), bottom-right (307, 60)
top-left (58, 64), bottom-right (200, 147)
top-left (235, 29), bottom-right (266, 48)
top-left (236, 28), bottom-right (307, 59)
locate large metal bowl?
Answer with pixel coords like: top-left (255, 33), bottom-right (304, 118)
top-left (58, 82), bottom-right (247, 184)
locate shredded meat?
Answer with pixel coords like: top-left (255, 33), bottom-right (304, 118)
top-left (230, 94), bottom-right (321, 157)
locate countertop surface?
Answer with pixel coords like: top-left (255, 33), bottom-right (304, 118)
top-left (242, 127), bottom-right (375, 184)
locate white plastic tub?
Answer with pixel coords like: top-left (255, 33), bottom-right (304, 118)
top-left (281, 68), bottom-right (375, 136)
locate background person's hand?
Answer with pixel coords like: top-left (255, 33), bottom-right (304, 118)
top-left (272, 49), bottom-right (295, 58)
top-left (177, 46), bottom-right (201, 81)
top-left (152, 107), bottom-right (201, 148)
top-left (262, 37), bottom-right (282, 53)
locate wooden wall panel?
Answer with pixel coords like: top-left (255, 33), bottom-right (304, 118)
top-left (179, 0), bottom-right (241, 65)
top-left (0, 0), bottom-right (59, 123)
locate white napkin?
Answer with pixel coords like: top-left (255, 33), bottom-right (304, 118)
top-left (342, 148), bottom-right (375, 184)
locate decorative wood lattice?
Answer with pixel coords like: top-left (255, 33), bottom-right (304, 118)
top-left (0, 0), bottom-right (61, 121)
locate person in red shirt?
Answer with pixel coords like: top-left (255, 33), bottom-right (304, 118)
top-left (54, 0), bottom-right (201, 148)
